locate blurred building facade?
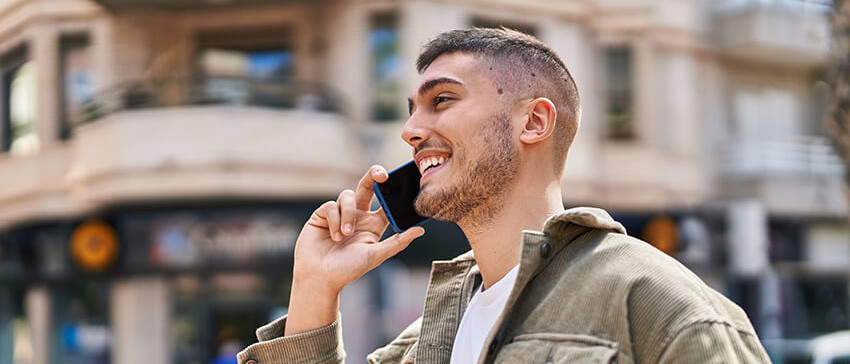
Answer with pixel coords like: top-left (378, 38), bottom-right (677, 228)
top-left (0, 0), bottom-right (845, 363)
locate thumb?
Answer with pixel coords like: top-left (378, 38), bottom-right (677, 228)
top-left (371, 226), bottom-right (425, 264)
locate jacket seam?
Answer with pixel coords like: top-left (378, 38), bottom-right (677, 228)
top-left (653, 319), bottom-right (739, 363)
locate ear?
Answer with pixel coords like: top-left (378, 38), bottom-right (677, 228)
top-left (519, 97), bottom-right (557, 145)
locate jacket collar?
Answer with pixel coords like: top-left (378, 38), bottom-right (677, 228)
top-left (405, 207), bottom-right (627, 364)
top-left (542, 207), bottom-right (627, 236)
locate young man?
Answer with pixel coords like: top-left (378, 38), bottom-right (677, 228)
top-left (237, 28), bottom-right (770, 364)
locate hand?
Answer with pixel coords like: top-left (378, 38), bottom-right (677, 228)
top-left (285, 165), bottom-right (425, 336)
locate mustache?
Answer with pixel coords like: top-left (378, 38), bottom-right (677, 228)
top-left (414, 140), bottom-right (451, 155)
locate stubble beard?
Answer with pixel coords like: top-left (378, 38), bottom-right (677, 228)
top-left (413, 112), bottom-right (520, 230)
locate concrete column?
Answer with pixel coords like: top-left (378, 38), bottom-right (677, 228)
top-left (666, 51), bottom-right (698, 156)
top-left (633, 38), bottom-right (656, 144)
top-left (539, 20), bottom-right (589, 129)
top-left (399, 0), bottom-right (467, 100)
top-left (339, 275), bottom-right (375, 364)
top-left (92, 17), bottom-right (115, 93)
top-left (31, 24), bottom-right (60, 146)
top-left (326, 3), bottom-right (370, 126)
top-left (727, 200), bottom-right (769, 277)
top-left (111, 278), bottom-right (170, 364)
top-left (25, 286), bottom-right (50, 364)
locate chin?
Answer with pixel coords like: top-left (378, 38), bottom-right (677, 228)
top-left (413, 190), bottom-right (443, 220)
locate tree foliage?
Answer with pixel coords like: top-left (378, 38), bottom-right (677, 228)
top-left (827, 0), bottom-right (850, 192)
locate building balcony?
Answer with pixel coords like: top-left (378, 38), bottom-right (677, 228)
top-left (87, 0), bottom-right (308, 9)
top-left (718, 135), bottom-right (847, 216)
top-left (713, 0), bottom-right (830, 66)
top-left (0, 77), bottom-right (362, 229)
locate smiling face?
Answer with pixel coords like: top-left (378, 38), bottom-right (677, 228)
top-left (403, 52), bottom-right (521, 227)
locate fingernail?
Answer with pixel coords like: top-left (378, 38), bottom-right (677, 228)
top-left (343, 224), bottom-right (353, 234)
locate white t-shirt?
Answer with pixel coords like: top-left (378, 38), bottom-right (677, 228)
top-left (449, 264), bottom-right (520, 364)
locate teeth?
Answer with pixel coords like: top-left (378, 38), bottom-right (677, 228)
top-left (419, 156), bottom-right (448, 174)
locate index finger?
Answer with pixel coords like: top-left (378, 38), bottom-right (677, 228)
top-left (355, 165), bottom-right (388, 210)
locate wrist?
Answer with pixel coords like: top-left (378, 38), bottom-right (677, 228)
top-left (291, 266), bottom-right (342, 297)
top-left (285, 277), bottom-right (341, 336)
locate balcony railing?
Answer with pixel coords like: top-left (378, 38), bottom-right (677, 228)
top-left (712, 0), bottom-right (831, 66)
top-left (73, 76), bottom-right (345, 127)
top-left (714, 0), bottom-right (833, 14)
top-left (719, 135), bottom-right (845, 177)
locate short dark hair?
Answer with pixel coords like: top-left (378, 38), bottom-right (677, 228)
top-left (416, 27), bottom-right (580, 173)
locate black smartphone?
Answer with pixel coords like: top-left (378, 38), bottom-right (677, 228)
top-left (373, 161), bottom-right (431, 234)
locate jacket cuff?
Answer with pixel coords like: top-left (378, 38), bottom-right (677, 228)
top-left (237, 315), bottom-right (345, 364)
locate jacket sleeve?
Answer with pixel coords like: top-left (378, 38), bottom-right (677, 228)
top-left (236, 314), bottom-right (345, 364)
top-left (656, 321), bottom-right (771, 364)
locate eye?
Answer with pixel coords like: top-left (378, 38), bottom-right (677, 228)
top-left (434, 96), bottom-right (452, 108)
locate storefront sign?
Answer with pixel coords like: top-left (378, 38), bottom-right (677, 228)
top-left (642, 215), bottom-right (679, 256)
top-left (70, 221), bottom-right (119, 272)
top-left (186, 220), bottom-right (298, 260)
top-left (137, 211), bottom-right (302, 267)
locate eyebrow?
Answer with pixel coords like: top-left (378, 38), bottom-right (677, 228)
top-left (407, 77), bottom-right (465, 115)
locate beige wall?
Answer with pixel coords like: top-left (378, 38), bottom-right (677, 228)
top-left (0, 0), bottom-right (840, 227)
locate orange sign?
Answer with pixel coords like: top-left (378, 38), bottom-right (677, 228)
top-left (70, 221), bottom-right (119, 272)
top-left (642, 215), bottom-right (679, 256)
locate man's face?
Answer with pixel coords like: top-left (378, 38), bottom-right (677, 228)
top-left (403, 52), bottom-right (521, 226)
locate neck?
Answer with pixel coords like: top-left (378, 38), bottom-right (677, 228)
top-left (458, 179), bottom-right (564, 289)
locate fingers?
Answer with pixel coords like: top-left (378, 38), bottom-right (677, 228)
top-left (325, 201), bottom-right (342, 242)
top-left (338, 189), bottom-right (356, 236)
top-left (310, 202), bottom-right (388, 242)
top-left (371, 226), bottom-right (425, 264)
top-left (355, 165), bottom-right (388, 210)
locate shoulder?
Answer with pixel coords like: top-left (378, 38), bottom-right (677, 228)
top-left (560, 230), bottom-right (752, 326)
top-left (547, 230), bottom-right (761, 360)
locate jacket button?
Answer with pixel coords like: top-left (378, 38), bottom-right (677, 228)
top-left (539, 242), bottom-right (551, 259)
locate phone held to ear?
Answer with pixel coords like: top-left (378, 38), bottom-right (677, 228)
top-left (373, 161), bottom-right (431, 234)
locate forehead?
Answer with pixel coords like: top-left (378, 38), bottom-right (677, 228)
top-left (416, 52), bottom-right (492, 92)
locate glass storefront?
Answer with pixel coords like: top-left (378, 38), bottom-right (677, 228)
top-left (51, 282), bottom-right (111, 364)
top-left (0, 203), bottom-right (313, 364)
top-left (0, 286), bottom-right (31, 364)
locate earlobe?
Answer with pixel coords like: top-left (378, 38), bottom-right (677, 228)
top-left (519, 98), bottom-right (557, 145)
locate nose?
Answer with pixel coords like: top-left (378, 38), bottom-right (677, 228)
top-left (401, 112), bottom-right (430, 149)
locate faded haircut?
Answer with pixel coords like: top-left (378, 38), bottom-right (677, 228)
top-left (416, 27), bottom-right (581, 173)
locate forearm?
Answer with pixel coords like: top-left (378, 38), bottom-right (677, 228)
top-left (284, 273), bottom-right (341, 336)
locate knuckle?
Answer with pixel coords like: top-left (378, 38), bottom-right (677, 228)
top-left (340, 189), bottom-right (355, 199)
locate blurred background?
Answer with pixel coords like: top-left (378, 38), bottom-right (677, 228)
top-left (0, 0), bottom-right (847, 363)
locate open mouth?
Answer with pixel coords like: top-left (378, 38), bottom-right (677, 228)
top-left (416, 154), bottom-right (451, 178)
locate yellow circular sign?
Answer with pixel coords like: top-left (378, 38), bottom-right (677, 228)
top-left (642, 215), bottom-right (679, 256)
top-left (70, 221), bottom-right (119, 272)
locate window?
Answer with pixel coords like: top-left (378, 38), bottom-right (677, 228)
top-left (604, 46), bottom-right (635, 140)
top-left (196, 27), bottom-right (295, 107)
top-left (197, 27), bottom-right (295, 80)
top-left (369, 12), bottom-right (401, 122)
top-left (1, 46), bottom-right (39, 156)
top-left (60, 35), bottom-right (95, 139)
top-left (53, 283), bottom-right (111, 364)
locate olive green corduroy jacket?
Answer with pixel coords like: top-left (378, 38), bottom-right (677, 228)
top-left (237, 207), bottom-right (771, 364)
